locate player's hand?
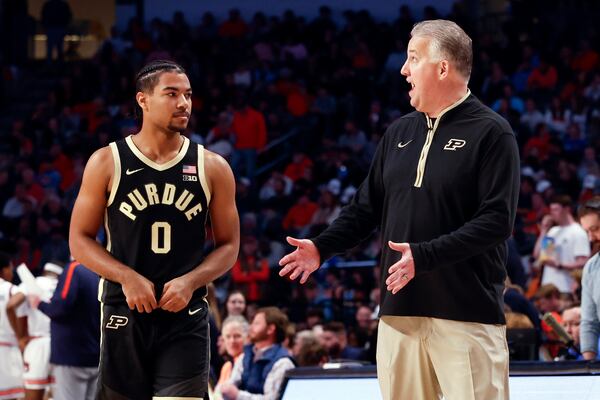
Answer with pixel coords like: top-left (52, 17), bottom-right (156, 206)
top-left (18, 336), bottom-right (30, 353)
top-left (278, 236), bottom-right (321, 284)
top-left (158, 275), bottom-right (194, 312)
top-left (539, 215), bottom-right (554, 233)
top-left (544, 257), bottom-right (558, 267)
top-left (219, 383), bottom-right (239, 400)
top-left (386, 241), bottom-right (415, 294)
top-left (27, 294), bottom-right (41, 309)
top-left (121, 270), bottom-right (157, 313)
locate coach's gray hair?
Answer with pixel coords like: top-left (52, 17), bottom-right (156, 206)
top-left (222, 315), bottom-right (249, 335)
top-left (411, 19), bottom-right (473, 80)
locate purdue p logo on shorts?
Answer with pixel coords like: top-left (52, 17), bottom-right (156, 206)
top-left (444, 139), bottom-right (466, 151)
top-left (106, 315), bottom-right (129, 329)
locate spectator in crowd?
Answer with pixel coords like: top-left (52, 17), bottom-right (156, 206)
top-left (225, 290), bottom-right (247, 319)
top-left (320, 321), bottom-right (365, 361)
top-left (535, 284), bottom-right (563, 316)
top-left (535, 283), bottom-right (565, 360)
top-left (295, 341), bottom-right (328, 367)
top-left (520, 98), bottom-right (546, 134)
top-left (305, 308), bottom-right (324, 329)
top-left (218, 307), bottom-right (294, 400)
top-left (578, 197), bottom-right (600, 360)
top-left (534, 195), bottom-right (590, 294)
top-left (2, 184), bottom-right (35, 221)
top-left (527, 56), bottom-right (558, 94)
top-left (290, 329), bottom-right (318, 358)
top-left (504, 279), bottom-right (541, 331)
top-left (231, 93), bottom-right (267, 182)
top-left (231, 236), bottom-right (270, 303)
top-left (282, 190), bottom-right (318, 236)
top-left (41, 0), bottom-right (72, 62)
top-left (205, 112), bottom-right (235, 160)
top-left (27, 261), bottom-right (100, 400)
top-left (218, 8), bottom-right (248, 39)
top-left (560, 306), bottom-right (582, 359)
top-left (309, 188), bottom-right (341, 233)
top-left (337, 120), bottom-right (367, 154)
top-left (283, 152), bottom-right (313, 183)
top-left (217, 316), bottom-right (249, 387)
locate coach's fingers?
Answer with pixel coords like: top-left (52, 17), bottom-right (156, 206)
top-left (388, 241), bottom-right (410, 253)
top-left (286, 236), bottom-right (306, 247)
top-left (392, 277), bottom-right (410, 294)
top-left (289, 265), bottom-right (304, 281)
top-left (386, 269), bottom-right (413, 294)
top-left (386, 277), bottom-right (404, 294)
top-left (279, 262), bottom-right (297, 277)
top-left (300, 270), bottom-right (311, 284)
top-left (387, 259), bottom-right (404, 275)
top-left (279, 252), bottom-right (297, 267)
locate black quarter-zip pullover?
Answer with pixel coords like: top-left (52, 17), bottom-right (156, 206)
top-left (312, 92), bottom-right (520, 324)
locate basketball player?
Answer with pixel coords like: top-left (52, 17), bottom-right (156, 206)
top-left (0, 253), bottom-right (24, 400)
top-left (280, 20), bottom-right (519, 399)
top-left (7, 262), bottom-right (62, 400)
top-left (69, 60), bottom-right (240, 399)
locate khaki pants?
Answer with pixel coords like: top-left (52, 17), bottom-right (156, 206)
top-left (377, 316), bottom-right (509, 400)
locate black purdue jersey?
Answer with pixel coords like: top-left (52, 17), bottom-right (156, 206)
top-left (101, 135), bottom-right (210, 305)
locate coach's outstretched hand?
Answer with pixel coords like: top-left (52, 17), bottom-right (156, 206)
top-left (278, 236), bottom-right (321, 284)
top-left (386, 241), bottom-right (415, 294)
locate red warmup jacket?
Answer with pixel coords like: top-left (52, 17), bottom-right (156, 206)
top-left (232, 108), bottom-right (267, 151)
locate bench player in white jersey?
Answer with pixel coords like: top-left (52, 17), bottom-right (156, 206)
top-left (7, 262), bottom-right (62, 400)
top-left (0, 252), bottom-right (24, 400)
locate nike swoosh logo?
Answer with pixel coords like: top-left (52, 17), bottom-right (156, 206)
top-left (188, 307), bottom-right (202, 315)
top-left (398, 140), bottom-right (413, 148)
top-left (125, 168), bottom-right (144, 175)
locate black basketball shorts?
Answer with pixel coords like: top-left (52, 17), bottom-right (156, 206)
top-left (96, 300), bottom-right (210, 400)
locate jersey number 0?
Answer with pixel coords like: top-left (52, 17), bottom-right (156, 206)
top-left (151, 222), bottom-right (171, 254)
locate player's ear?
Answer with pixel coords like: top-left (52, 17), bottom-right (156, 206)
top-left (136, 92), bottom-right (148, 112)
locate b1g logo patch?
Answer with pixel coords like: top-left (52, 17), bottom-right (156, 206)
top-left (106, 315), bottom-right (129, 329)
top-left (183, 175), bottom-right (198, 181)
top-left (444, 139), bottom-right (466, 151)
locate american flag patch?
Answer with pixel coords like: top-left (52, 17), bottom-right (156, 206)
top-left (183, 165), bottom-right (197, 174)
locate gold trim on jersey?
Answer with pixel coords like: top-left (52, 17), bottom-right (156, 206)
top-left (107, 142), bottom-right (121, 206)
top-left (98, 301), bottom-right (105, 369)
top-left (104, 209), bottom-right (112, 253)
top-left (197, 145), bottom-right (211, 205)
top-left (97, 277), bottom-right (105, 303)
top-left (125, 135), bottom-right (190, 171)
top-left (102, 209), bottom-right (111, 303)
